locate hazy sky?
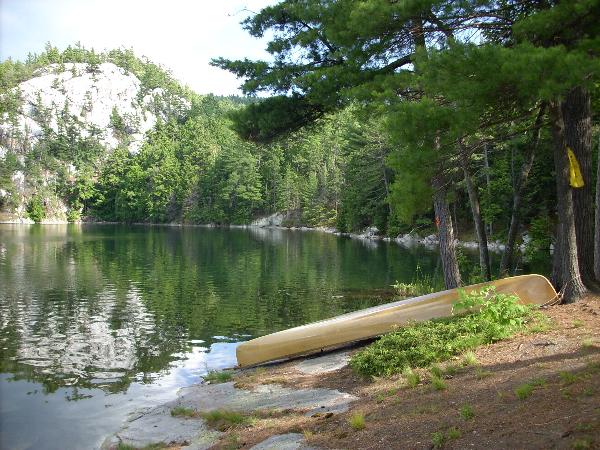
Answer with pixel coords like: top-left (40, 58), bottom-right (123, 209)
top-left (0, 0), bottom-right (276, 95)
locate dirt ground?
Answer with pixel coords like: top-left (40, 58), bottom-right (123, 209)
top-left (208, 295), bottom-right (600, 450)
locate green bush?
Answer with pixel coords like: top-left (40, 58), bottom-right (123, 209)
top-left (350, 287), bottom-right (535, 376)
top-left (26, 196), bottom-right (45, 223)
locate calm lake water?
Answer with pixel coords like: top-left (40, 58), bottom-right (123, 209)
top-left (0, 224), bottom-right (546, 449)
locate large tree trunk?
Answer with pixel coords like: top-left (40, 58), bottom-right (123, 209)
top-left (561, 86), bottom-right (597, 290)
top-left (459, 146), bottom-right (491, 281)
top-left (549, 100), bottom-right (587, 303)
top-left (499, 103), bottom-right (546, 276)
top-left (432, 173), bottom-right (461, 289)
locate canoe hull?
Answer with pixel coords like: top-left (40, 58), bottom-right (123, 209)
top-left (236, 274), bottom-right (558, 367)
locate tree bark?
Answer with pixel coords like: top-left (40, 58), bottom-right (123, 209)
top-left (596, 131), bottom-right (600, 281)
top-left (483, 144), bottom-right (492, 237)
top-left (561, 86), bottom-right (597, 290)
top-left (549, 100), bottom-right (587, 303)
top-left (499, 103), bottom-right (546, 276)
top-left (459, 146), bottom-right (491, 281)
top-left (432, 173), bottom-right (461, 289)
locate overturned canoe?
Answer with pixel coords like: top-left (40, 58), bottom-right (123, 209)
top-left (236, 274), bottom-right (558, 367)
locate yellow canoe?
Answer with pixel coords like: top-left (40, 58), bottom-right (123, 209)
top-left (236, 274), bottom-right (558, 367)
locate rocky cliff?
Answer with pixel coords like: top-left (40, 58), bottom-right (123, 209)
top-left (0, 59), bottom-right (190, 222)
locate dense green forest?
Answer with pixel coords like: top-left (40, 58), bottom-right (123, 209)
top-left (213, 0), bottom-right (600, 301)
top-left (1, 0), bottom-right (599, 302)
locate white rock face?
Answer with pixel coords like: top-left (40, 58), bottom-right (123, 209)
top-left (0, 62), bottom-right (189, 154)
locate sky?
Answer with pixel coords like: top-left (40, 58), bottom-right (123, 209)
top-left (0, 0), bottom-right (276, 95)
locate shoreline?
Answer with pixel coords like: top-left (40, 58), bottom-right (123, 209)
top-left (0, 216), bottom-right (509, 253)
top-left (102, 296), bottom-right (600, 450)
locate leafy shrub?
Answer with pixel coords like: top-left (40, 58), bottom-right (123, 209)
top-left (350, 287), bottom-right (534, 376)
top-left (26, 195), bottom-right (45, 223)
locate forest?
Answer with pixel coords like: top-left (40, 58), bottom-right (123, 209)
top-left (0, 1), bottom-right (598, 303)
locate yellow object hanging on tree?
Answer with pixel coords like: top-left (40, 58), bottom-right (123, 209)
top-left (567, 147), bottom-right (585, 188)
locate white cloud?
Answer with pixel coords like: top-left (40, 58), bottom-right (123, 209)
top-left (0, 0), bottom-right (276, 95)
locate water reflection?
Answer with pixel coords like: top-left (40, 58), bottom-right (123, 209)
top-left (2, 224), bottom-right (549, 449)
top-left (0, 224), bottom-right (443, 394)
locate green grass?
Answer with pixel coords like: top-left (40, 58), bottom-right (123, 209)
top-left (460, 404), bottom-right (474, 420)
top-left (515, 383), bottom-right (534, 400)
top-left (429, 365), bottom-right (443, 378)
top-left (572, 319), bottom-right (585, 328)
top-left (432, 427), bottom-right (461, 448)
top-left (576, 423), bottom-right (593, 432)
top-left (392, 265), bottom-right (439, 297)
top-left (581, 338), bottom-right (594, 349)
top-left (351, 287), bottom-right (537, 376)
top-left (117, 444), bottom-right (166, 450)
top-left (402, 367), bottom-right (420, 388)
top-left (475, 367), bottom-right (492, 380)
top-left (462, 351), bottom-right (478, 366)
top-left (572, 438), bottom-right (592, 449)
top-left (200, 409), bottom-right (248, 431)
top-left (587, 361), bottom-right (600, 372)
top-left (431, 431), bottom-right (445, 448)
top-left (431, 376), bottom-right (447, 391)
top-left (529, 377), bottom-right (546, 387)
top-left (170, 406), bottom-right (196, 417)
top-left (560, 371), bottom-right (578, 385)
top-left (203, 370), bottom-right (234, 384)
top-left (349, 412), bottom-right (366, 430)
top-left (447, 427), bottom-right (462, 439)
top-left (444, 364), bottom-right (459, 376)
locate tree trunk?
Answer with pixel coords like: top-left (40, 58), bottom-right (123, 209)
top-left (596, 132), bottom-right (600, 281)
top-left (483, 144), bottom-right (492, 237)
top-left (459, 147), bottom-right (491, 281)
top-left (432, 173), bottom-right (461, 289)
top-left (499, 103), bottom-right (546, 276)
top-left (549, 100), bottom-right (587, 302)
top-left (561, 86), bottom-right (597, 290)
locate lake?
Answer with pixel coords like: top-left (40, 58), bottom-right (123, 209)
top-left (0, 224), bottom-right (543, 449)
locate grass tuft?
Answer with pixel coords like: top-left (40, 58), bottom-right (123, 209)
top-left (475, 367), bottom-right (492, 380)
top-left (203, 370), bottom-right (233, 384)
top-left (431, 376), bottom-right (447, 391)
top-left (349, 412), bottom-right (366, 431)
top-left (430, 365), bottom-right (443, 378)
top-left (431, 431), bottom-right (445, 448)
top-left (200, 409), bottom-right (248, 431)
top-left (117, 444), bottom-right (166, 450)
top-left (572, 438), bottom-right (592, 449)
top-left (170, 406), bottom-right (196, 417)
top-left (515, 383), bottom-right (534, 400)
top-left (572, 319), bottom-right (585, 328)
top-left (462, 351), bottom-right (478, 366)
top-left (432, 426), bottom-right (461, 448)
top-left (447, 427), bottom-right (462, 439)
top-left (559, 371), bottom-right (578, 385)
top-left (581, 338), bottom-right (594, 349)
top-left (402, 367), bottom-right (420, 388)
top-left (460, 404), bottom-right (474, 420)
